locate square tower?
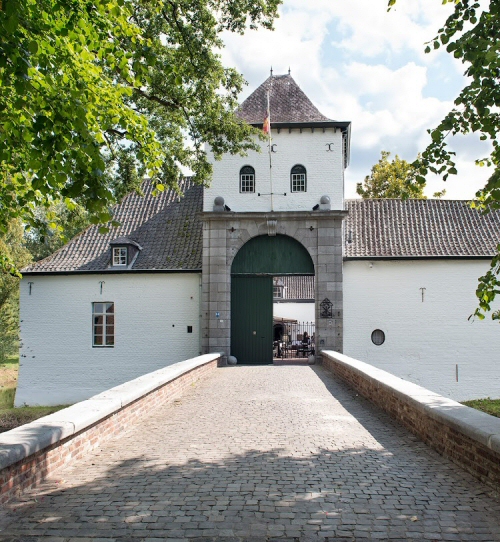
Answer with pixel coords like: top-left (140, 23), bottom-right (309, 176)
top-left (201, 73), bottom-right (351, 363)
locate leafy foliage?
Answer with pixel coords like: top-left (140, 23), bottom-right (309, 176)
top-left (0, 220), bottom-right (32, 363)
top-left (357, 151), bottom-right (426, 199)
top-left (389, 0), bottom-right (500, 320)
top-left (24, 201), bottom-right (90, 261)
top-left (0, 0), bottom-right (280, 272)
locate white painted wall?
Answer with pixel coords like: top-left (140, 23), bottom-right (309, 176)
top-left (343, 259), bottom-right (500, 401)
top-left (273, 302), bottom-right (315, 323)
top-left (17, 273), bottom-right (201, 406)
top-left (204, 128), bottom-right (344, 212)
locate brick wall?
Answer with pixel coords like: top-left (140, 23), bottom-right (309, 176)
top-left (321, 351), bottom-right (500, 493)
top-left (0, 355), bottom-right (219, 504)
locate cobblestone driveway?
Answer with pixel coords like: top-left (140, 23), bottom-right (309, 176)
top-left (1, 365), bottom-right (500, 542)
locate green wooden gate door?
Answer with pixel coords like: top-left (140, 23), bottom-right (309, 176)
top-left (231, 276), bottom-right (273, 364)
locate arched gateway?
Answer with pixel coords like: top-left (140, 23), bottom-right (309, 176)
top-left (200, 72), bottom-right (350, 364)
top-left (231, 235), bottom-right (314, 364)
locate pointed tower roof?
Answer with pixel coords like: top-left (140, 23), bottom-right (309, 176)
top-left (237, 73), bottom-right (351, 166)
top-left (237, 74), bottom-right (332, 124)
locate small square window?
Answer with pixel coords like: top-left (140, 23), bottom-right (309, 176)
top-left (93, 302), bottom-right (114, 347)
top-left (273, 285), bottom-right (283, 298)
top-left (112, 247), bottom-right (127, 266)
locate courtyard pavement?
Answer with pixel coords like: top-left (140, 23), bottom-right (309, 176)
top-left (1, 364), bottom-right (500, 542)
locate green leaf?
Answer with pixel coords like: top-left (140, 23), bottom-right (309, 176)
top-left (5, 13), bottom-right (19, 33)
top-left (28, 41), bottom-right (39, 54)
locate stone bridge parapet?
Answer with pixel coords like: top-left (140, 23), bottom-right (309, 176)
top-left (0, 353), bottom-right (221, 504)
top-left (322, 350), bottom-right (500, 493)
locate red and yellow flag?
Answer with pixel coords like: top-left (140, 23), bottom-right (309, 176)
top-left (263, 113), bottom-right (270, 134)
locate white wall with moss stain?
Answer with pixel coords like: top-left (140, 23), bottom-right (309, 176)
top-left (16, 273), bottom-right (201, 406)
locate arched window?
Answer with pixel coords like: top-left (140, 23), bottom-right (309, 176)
top-left (291, 164), bottom-right (307, 192)
top-left (240, 166), bottom-right (255, 193)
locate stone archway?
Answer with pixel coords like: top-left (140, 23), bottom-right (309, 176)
top-left (230, 235), bottom-right (314, 364)
top-left (200, 211), bottom-right (346, 364)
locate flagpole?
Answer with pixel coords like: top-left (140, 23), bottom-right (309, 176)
top-left (267, 88), bottom-right (273, 212)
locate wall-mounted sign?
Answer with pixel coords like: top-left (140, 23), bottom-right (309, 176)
top-left (320, 298), bottom-right (333, 319)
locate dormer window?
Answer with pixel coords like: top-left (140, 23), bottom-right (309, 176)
top-left (109, 237), bottom-right (142, 269)
top-left (240, 166), bottom-right (255, 193)
top-left (113, 247), bottom-right (127, 266)
top-left (291, 164), bottom-right (307, 192)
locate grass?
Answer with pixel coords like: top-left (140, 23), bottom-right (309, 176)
top-left (0, 387), bottom-right (69, 433)
top-left (0, 354), bottom-right (68, 433)
top-left (462, 398), bottom-right (500, 418)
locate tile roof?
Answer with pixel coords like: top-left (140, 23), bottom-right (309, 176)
top-left (345, 199), bottom-right (500, 258)
top-left (274, 276), bottom-right (315, 300)
top-left (237, 74), bottom-right (332, 125)
top-left (23, 190), bottom-right (500, 274)
top-left (23, 178), bottom-right (203, 273)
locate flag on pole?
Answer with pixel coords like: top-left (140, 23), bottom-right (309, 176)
top-left (263, 88), bottom-right (271, 134)
top-left (263, 113), bottom-right (270, 134)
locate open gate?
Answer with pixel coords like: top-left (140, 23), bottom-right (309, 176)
top-left (230, 235), bottom-right (314, 365)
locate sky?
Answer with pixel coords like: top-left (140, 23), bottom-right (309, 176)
top-left (220, 0), bottom-right (492, 200)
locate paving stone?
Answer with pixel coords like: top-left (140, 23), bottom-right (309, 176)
top-left (0, 366), bottom-right (499, 541)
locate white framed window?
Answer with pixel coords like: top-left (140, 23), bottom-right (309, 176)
top-left (273, 285), bottom-right (283, 298)
top-left (92, 302), bottom-right (115, 347)
top-left (240, 166), bottom-right (255, 193)
top-left (291, 164), bottom-right (307, 192)
top-left (273, 278), bottom-right (284, 299)
top-left (112, 247), bottom-right (127, 266)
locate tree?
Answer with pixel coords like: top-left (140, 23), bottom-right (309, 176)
top-left (24, 201), bottom-right (90, 262)
top-left (389, 0), bottom-right (500, 320)
top-left (0, 0), bottom-right (280, 272)
top-left (357, 151), bottom-right (426, 199)
top-left (0, 220), bottom-right (32, 362)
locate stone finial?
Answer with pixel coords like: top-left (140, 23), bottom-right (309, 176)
top-left (319, 195), bottom-right (331, 211)
top-left (213, 196), bottom-right (225, 212)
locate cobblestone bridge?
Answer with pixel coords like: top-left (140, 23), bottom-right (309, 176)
top-left (1, 365), bottom-right (500, 541)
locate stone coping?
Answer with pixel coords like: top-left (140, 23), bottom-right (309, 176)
top-left (322, 351), bottom-right (500, 454)
top-left (0, 353), bottom-right (221, 471)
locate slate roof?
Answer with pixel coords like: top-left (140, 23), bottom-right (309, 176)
top-left (237, 74), bottom-right (333, 125)
top-left (344, 199), bottom-right (500, 258)
top-left (23, 178), bottom-right (203, 273)
top-left (274, 276), bottom-right (315, 301)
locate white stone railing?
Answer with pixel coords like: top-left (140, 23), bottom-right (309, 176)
top-left (0, 353), bottom-right (221, 503)
top-left (321, 350), bottom-right (500, 492)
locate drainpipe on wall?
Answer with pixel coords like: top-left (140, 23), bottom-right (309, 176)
top-left (199, 274), bottom-right (203, 355)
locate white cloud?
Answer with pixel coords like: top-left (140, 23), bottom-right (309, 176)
top-left (220, 0), bottom-right (491, 201)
